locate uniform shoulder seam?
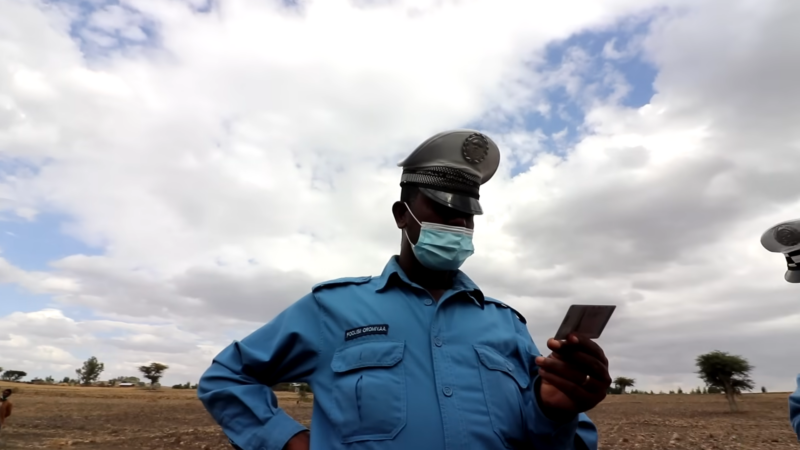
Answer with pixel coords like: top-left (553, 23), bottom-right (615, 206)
top-left (311, 276), bottom-right (372, 293)
top-left (484, 297), bottom-right (527, 324)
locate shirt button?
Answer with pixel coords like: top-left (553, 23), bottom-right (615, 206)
top-left (434, 337), bottom-right (442, 347)
top-left (443, 386), bottom-right (453, 397)
top-left (424, 299), bottom-right (433, 306)
top-left (506, 363), bottom-right (514, 372)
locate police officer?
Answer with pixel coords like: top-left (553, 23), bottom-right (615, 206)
top-left (0, 388), bottom-right (13, 431)
top-left (198, 130), bottom-right (611, 450)
top-left (760, 219), bottom-right (800, 440)
top-left (791, 375), bottom-right (800, 440)
top-left (760, 218), bottom-right (800, 284)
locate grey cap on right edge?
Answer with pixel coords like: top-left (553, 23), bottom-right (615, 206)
top-left (760, 218), bottom-right (800, 283)
top-left (397, 129), bottom-right (500, 215)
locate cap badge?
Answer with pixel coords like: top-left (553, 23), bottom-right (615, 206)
top-left (775, 225), bottom-right (800, 247)
top-left (462, 133), bottom-right (489, 165)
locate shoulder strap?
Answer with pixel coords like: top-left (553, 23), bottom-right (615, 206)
top-left (484, 297), bottom-right (527, 324)
top-left (312, 276), bottom-right (372, 293)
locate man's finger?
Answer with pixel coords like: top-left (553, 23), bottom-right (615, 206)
top-left (544, 343), bottom-right (610, 385)
top-left (536, 356), bottom-right (587, 386)
top-left (535, 349), bottom-right (611, 385)
top-left (547, 335), bottom-right (608, 365)
top-left (546, 351), bottom-right (610, 385)
top-left (537, 357), bottom-right (609, 393)
top-left (569, 334), bottom-right (608, 364)
top-left (538, 368), bottom-right (597, 402)
top-left (547, 335), bottom-right (607, 364)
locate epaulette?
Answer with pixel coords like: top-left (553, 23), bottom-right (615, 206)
top-left (312, 276), bottom-right (372, 292)
top-left (484, 298), bottom-right (527, 324)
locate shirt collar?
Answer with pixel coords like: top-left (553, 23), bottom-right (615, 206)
top-left (375, 256), bottom-right (484, 307)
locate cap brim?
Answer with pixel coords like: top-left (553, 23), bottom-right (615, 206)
top-left (785, 270), bottom-right (800, 283)
top-left (761, 220), bottom-right (800, 253)
top-left (419, 187), bottom-right (483, 215)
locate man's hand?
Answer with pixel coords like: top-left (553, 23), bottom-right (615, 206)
top-left (534, 333), bottom-right (611, 421)
top-left (283, 431), bottom-right (310, 450)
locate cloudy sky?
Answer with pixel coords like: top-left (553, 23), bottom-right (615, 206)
top-left (1, 0), bottom-right (799, 392)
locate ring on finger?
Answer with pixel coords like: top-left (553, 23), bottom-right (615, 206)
top-left (581, 374), bottom-right (591, 386)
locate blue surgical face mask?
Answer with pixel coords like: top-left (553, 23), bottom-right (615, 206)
top-left (403, 202), bottom-right (475, 271)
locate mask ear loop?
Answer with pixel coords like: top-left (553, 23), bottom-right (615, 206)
top-left (402, 202), bottom-right (419, 248)
top-left (404, 202), bottom-right (473, 235)
top-left (404, 202), bottom-right (422, 226)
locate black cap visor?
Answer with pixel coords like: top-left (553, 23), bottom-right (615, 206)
top-left (419, 187), bottom-right (483, 215)
top-left (785, 270), bottom-right (800, 283)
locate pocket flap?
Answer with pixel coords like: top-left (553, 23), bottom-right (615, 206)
top-left (474, 344), bottom-right (530, 388)
top-left (331, 340), bottom-right (405, 373)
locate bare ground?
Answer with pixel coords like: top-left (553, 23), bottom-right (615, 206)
top-left (0, 384), bottom-right (796, 449)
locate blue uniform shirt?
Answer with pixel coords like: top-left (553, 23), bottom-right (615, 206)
top-left (791, 374), bottom-right (800, 440)
top-left (198, 256), bottom-right (599, 450)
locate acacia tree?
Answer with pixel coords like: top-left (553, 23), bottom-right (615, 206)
top-left (138, 363), bottom-right (169, 387)
top-left (696, 350), bottom-right (754, 412)
top-left (76, 356), bottom-right (105, 385)
top-left (2, 370), bottom-right (26, 381)
top-left (613, 377), bottom-right (636, 394)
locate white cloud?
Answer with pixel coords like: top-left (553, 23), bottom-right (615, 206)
top-left (0, 0), bottom-right (798, 392)
top-left (0, 308), bottom-right (223, 382)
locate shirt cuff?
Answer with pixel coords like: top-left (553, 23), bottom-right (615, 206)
top-left (531, 375), bottom-right (580, 439)
top-left (792, 415), bottom-right (800, 439)
top-left (242, 409), bottom-right (308, 450)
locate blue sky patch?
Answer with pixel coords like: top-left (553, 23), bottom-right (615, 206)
top-left (0, 158), bottom-right (99, 272)
top-left (0, 213), bottom-right (99, 272)
top-left (0, 285), bottom-right (53, 315)
top-left (474, 17), bottom-right (658, 177)
top-left (52, 0), bottom-right (161, 59)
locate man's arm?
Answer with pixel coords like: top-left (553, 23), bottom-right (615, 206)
top-left (198, 293), bottom-right (321, 450)
top-left (790, 374), bottom-right (800, 440)
top-left (526, 372), bottom-right (600, 450)
top-left (514, 322), bottom-right (600, 450)
top-left (0, 401), bottom-right (11, 427)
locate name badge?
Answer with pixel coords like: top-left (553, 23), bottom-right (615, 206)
top-left (344, 324), bottom-right (389, 341)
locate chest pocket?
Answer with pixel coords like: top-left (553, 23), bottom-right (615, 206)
top-left (330, 340), bottom-right (407, 443)
top-left (474, 344), bottom-right (532, 449)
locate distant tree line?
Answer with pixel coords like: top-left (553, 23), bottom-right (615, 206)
top-left (607, 385), bottom-right (726, 395)
top-left (4, 357), bottom-right (174, 389)
top-left (607, 350), bottom-right (756, 412)
top-left (8, 349), bottom-right (758, 413)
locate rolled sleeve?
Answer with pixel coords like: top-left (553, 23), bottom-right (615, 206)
top-left (529, 375), bottom-right (581, 447)
top-left (528, 377), bottom-right (599, 449)
top-left (198, 293), bottom-right (321, 449)
top-left (790, 374), bottom-right (800, 440)
top-left (512, 319), bottom-right (600, 450)
top-left (239, 410), bottom-right (307, 450)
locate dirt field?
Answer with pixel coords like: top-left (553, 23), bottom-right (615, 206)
top-left (0, 383), bottom-right (796, 449)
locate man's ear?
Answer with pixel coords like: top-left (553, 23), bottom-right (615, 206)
top-left (392, 201), bottom-right (408, 229)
